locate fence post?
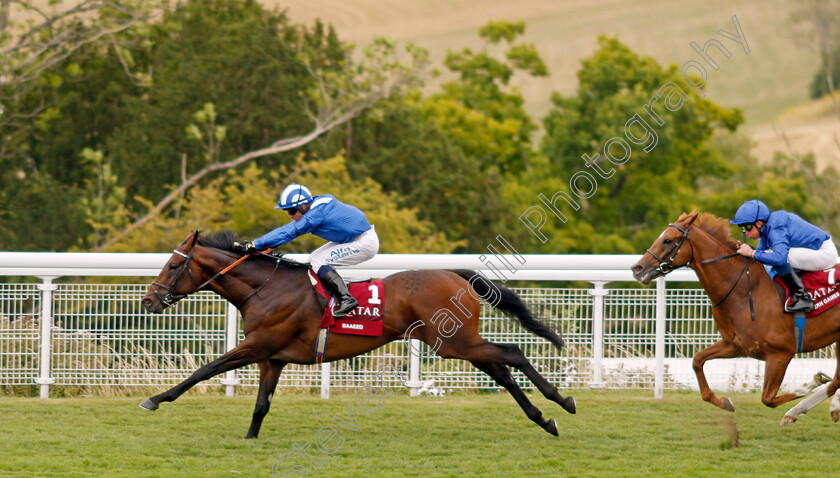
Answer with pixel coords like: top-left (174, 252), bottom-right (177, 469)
top-left (654, 277), bottom-right (667, 399)
top-left (588, 281), bottom-right (609, 389)
top-left (320, 363), bottom-right (331, 399)
top-left (35, 277), bottom-right (58, 398)
top-left (221, 302), bottom-right (240, 396)
top-left (408, 339), bottom-right (422, 397)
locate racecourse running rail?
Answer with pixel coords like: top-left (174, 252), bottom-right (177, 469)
top-left (0, 253), bottom-right (834, 398)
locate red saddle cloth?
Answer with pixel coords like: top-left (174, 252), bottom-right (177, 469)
top-left (773, 266), bottom-right (840, 318)
top-left (309, 270), bottom-right (385, 336)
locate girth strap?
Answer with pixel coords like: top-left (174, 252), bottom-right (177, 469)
top-left (794, 312), bottom-right (807, 354)
top-left (315, 328), bottom-right (329, 364)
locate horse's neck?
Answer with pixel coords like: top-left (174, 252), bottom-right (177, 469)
top-left (690, 228), bottom-right (765, 305)
top-left (198, 250), bottom-right (307, 309)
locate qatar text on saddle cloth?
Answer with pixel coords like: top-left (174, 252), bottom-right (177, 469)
top-left (309, 269), bottom-right (384, 336)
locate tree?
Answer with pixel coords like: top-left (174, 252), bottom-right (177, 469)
top-left (1, 0), bottom-right (427, 251)
top-left (541, 36), bottom-right (742, 252)
top-left (95, 1), bottom-right (427, 250)
top-left (325, 94), bottom-right (509, 251)
top-left (0, 0), bottom-right (158, 161)
top-left (0, 0), bottom-right (159, 251)
top-left (431, 19), bottom-right (547, 174)
top-left (495, 154), bottom-right (630, 254)
top-left (325, 20), bottom-right (549, 251)
top-left (700, 130), bottom-right (840, 240)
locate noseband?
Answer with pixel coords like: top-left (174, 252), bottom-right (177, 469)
top-left (646, 223), bottom-right (755, 318)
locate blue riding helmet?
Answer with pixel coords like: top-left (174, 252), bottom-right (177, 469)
top-left (275, 183), bottom-right (313, 210)
top-left (730, 199), bottom-right (771, 225)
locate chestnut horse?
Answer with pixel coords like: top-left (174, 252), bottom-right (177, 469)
top-left (139, 231), bottom-right (576, 438)
top-left (632, 211), bottom-right (840, 421)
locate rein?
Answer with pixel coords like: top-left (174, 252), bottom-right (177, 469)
top-left (647, 223), bottom-right (756, 319)
top-left (238, 251), bottom-right (281, 307)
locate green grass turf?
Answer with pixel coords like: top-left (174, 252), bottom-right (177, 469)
top-left (0, 389), bottom-right (836, 477)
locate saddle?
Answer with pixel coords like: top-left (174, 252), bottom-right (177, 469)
top-left (772, 266), bottom-right (840, 318)
top-left (307, 269), bottom-right (384, 336)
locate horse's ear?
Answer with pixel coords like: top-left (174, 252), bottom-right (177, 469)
top-left (683, 209), bottom-right (700, 227)
top-left (186, 230), bottom-right (201, 249)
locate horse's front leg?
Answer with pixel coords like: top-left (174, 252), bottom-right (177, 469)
top-left (760, 353), bottom-right (798, 407)
top-left (246, 360), bottom-right (286, 439)
top-left (140, 339), bottom-right (260, 411)
top-left (693, 339), bottom-right (740, 411)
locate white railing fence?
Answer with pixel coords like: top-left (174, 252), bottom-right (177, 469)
top-left (0, 253), bottom-right (835, 399)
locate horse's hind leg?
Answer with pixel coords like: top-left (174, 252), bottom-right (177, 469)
top-left (246, 360), bottom-right (286, 439)
top-left (494, 343), bottom-right (575, 414)
top-left (471, 360), bottom-right (559, 436)
top-left (789, 371), bottom-right (831, 397)
top-left (140, 340), bottom-right (260, 411)
top-left (780, 370), bottom-right (832, 425)
top-left (781, 382), bottom-right (832, 425)
top-left (827, 342), bottom-right (840, 422)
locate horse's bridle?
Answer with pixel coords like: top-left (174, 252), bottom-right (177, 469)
top-left (149, 237), bottom-right (279, 310)
top-left (646, 223), bottom-right (755, 317)
top-left (646, 223), bottom-right (694, 274)
top-left (150, 248), bottom-right (199, 308)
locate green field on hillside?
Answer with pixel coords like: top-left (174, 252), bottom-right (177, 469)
top-left (1, 390), bottom-right (837, 477)
top-left (278, 0), bottom-right (817, 126)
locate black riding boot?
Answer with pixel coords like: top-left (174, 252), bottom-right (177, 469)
top-left (779, 270), bottom-right (814, 312)
top-left (321, 268), bottom-right (358, 317)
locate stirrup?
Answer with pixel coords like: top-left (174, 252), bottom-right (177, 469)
top-left (785, 298), bottom-right (814, 313)
top-left (333, 297), bottom-right (358, 317)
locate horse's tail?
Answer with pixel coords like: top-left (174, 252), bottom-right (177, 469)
top-left (447, 269), bottom-right (564, 352)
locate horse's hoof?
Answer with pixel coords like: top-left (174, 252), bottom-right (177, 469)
top-left (721, 398), bottom-right (735, 412)
top-left (544, 418), bottom-right (558, 437)
top-left (562, 396), bottom-right (576, 414)
top-left (780, 415), bottom-right (797, 426)
top-left (831, 410), bottom-right (840, 422)
top-left (139, 399), bottom-right (159, 411)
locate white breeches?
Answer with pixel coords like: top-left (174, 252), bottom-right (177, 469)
top-left (788, 238), bottom-right (838, 271)
top-left (308, 225), bottom-right (379, 270)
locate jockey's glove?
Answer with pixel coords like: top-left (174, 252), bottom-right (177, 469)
top-left (233, 241), bottom-right (256, 254)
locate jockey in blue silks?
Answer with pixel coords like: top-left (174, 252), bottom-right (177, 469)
top-left (235, 184), bottom-right (379, 317)
top-left (732, 199), bottom-right (838, 312)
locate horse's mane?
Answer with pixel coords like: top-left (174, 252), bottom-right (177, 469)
top-left (692, 213), bottom-right (740, 251)
top-left (196, 230), bottom-right (310, 269)
top-left (197, 230), bottom-right (241, 252)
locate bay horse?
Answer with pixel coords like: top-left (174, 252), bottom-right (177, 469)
top-left (139, 231), bottom-right (576, 438)
top-left (631, 211), bottom-right (840, 423)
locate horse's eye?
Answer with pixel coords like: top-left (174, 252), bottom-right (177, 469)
top-left (663, 238), bottom-right (672, 245)
top-left (169, 263), bottom-right (179, 270)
